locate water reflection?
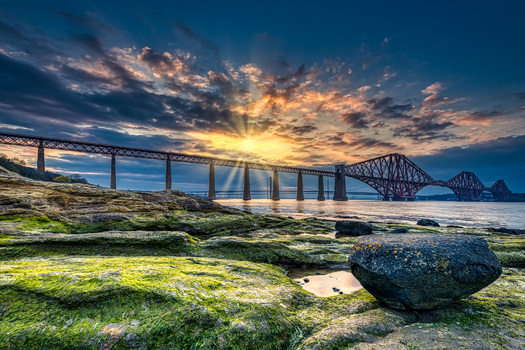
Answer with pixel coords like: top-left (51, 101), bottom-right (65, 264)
top-left (296, 201), bottom-right (304, 213)
top-left (289, 269), bottom-right (362, 297)
top-left (271, 201), bottom-right (279, 213)
top-left (217, 199), bottom-right (524, 229)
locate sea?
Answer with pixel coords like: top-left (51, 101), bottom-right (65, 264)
top-left (215, 199), bottom-right (525, 229)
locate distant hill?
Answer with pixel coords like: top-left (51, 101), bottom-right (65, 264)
top-left (0, 153), bottom-right (89, 184)
top-left (509, 193), bottom-right (525, 202)
top-left (416, 192), bottom-right (524, 202)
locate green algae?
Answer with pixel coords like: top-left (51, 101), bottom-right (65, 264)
top-left (1, 211), bottom-right (524, 349)
top-left (0, 212), bottom-right (333, 238)
top-left (1, 256), bottom-right (524, 349)
top-left (0, 257), bottom-right (313, 350)
top-left (0, 215), bottom-right (70, 233)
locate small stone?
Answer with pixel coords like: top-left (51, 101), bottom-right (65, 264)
top-left (349, 233), bottom-right (502, 310)
top-left (391, 227), bottom-right (408, 233)
top-left (303, 278), bottom-right (309, 283)
top-left (332, 287), bottom-right (340, 292)
top-left (339, 291), bottom-right (343, 295)
top-left (416, 219), bottom-right (440, 227)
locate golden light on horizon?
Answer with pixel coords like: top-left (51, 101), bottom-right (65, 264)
top-left (187, 131), bottom-right (296, 164)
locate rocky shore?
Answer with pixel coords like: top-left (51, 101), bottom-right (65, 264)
top-left (0, 166), bottom-right (524, 349)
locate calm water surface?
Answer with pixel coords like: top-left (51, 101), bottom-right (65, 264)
top-left (216, 199), bottom-right (525, 229)
top-left (288, 269), bottom-right (362, 297)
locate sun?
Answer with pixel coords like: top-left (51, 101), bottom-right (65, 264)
top-left (239, 138), bottom-right (258, 153)
top-left (186, 131), bottom-right (295, 164)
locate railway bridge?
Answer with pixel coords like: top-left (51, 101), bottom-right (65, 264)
top-left (0, 132), bottom-right (512, 201)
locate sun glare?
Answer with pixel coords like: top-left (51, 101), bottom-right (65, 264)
top-left (187, 132), bottom-right (294, 163)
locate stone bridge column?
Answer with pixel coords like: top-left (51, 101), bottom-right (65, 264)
top-left (296, 171), bottom-right (304, 201)
top-left (243, 165), bottom-right (251, 200)
top-left (317, 175), bottom-right (325, 201)
top-left (37, 139), bottom-right (45, 179)
top-left (333, 164), bottom-right (348, 201)
top-left (272, 170), bottom-right (280, 201)
top-left (208, 162), bottom-right (216, 200)
top-left (165, 158), bottom-right (172, 190)
top-left (110, 154), bottom-right (117, 189)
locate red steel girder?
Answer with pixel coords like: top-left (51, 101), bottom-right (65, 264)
top-left (445, 171), bottom-right (486, 201)
top-left (0, 131), bottom-right (335, 177)
top-left (488, 180), bottom-right (511, 201)
top-left (345, 153), bottom-right (434, 199)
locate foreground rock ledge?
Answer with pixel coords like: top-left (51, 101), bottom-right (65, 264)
top-left (349, 233), bottom-right (502, 310)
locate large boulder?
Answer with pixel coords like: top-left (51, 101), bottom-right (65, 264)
top-left (335, 220), bottom-right (373, 238)
top-left (348, 234), bottom-right (502, 310)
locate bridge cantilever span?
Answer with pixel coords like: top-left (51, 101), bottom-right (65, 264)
top-left (345, 153), bottom-right (434, 201)
top-left (344, 153), bottom-right (511, 201)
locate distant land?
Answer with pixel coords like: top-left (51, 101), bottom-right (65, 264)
top-left (0, 153), bottom-right (89, 184)
top-left (416, 193), bottom-right (525, 202)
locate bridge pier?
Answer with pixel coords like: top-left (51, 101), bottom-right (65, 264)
top-left (296, 171), bottom-right (304, 201)
top-left (317, 175), bottom-right (325, 201)
top-left (333, 164), bottom-right (348, 201)
top-left (165, 158), bottom-right (172, 190)
top-left (208, 162), bottom-right (216, 200)
top-left (272, 170), bottom-right (280, 201)
top-left (37, 140), bottom-right (45, 179)
top-left (110, 154), bottom-right (116, 189)
top-left (243, 165), bottom-right (251, 200)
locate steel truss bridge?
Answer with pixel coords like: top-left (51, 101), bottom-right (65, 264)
top-left (0, 132), bottom-right (512, 201)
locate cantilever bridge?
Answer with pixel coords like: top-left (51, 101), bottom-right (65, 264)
top-left (0, 132), bottom-right (511, 201)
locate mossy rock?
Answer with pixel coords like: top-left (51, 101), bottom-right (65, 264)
top-left (0, 256), bottom-right (313, 349)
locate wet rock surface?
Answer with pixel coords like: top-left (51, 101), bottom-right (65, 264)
top-left (335, 220), bottom-right (373, 237)
top-left (390, 227), bottom-right (408, 233)
top-left (488, 227), bottom-right (525, 235)
top-left (416, 219), bottom-right (440, 227)
top-left (0, 166), bottom-right (229, 223)
top-left (349, 233), bottom-right (502, 310)
top-left (1, 166), bottom-right (525, 349)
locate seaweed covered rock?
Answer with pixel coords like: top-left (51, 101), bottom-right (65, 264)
top-left (335, 220), bottom-right (373, 238)
top-left (348, 234), bottom-right (502, 310)
top-left (0, 166), bottom-right (229, 222)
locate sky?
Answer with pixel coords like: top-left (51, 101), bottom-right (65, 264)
top-left (0, 0), bottom-right (524, 196)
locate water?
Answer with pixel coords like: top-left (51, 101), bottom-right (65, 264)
top-left (288, 269), bottom-right (362, 297)
top-left (216, 199), bottom-right (525, 229)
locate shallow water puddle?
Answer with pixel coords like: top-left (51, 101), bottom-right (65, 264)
top-left (289, 269), bottom-right (362, 297)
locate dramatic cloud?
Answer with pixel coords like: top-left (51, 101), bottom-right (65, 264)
top-left (138, 47), bottom-right (189, 76)
top-left (392, 113), bottom-right (456, 142)
top-left (421, 82), bottom-right (463, 110)
top-left (340, 112), bottom-right (369, 128)
top-left (0, 5), bottom-right (523, 191)
top-left (367, 96), bottom-right (412, 119)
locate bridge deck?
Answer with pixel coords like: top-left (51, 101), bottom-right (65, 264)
top-left (0, 132), bottom-right (335, 177)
